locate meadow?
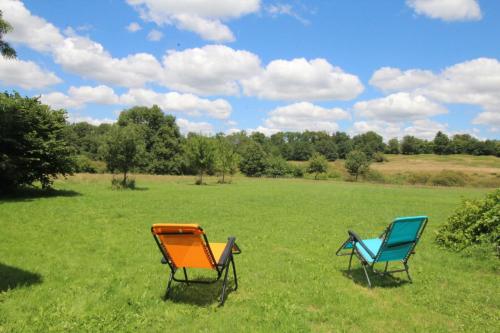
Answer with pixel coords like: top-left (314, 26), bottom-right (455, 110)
top-left (0, 174), bottom-right (499, 332)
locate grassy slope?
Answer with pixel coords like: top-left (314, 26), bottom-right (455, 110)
top-left (0, 175), bottom-right (498, 332)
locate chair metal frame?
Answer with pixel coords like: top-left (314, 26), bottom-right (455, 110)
top-left (336, 217), bottom-right (428, 288)
top-left (152, 225), bottom-right (241, 305)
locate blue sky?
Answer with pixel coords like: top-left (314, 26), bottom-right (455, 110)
top-left (1, 0), bottom-right (499, 139)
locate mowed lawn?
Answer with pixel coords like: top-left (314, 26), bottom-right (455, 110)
top-left (1, 175), bottom-right (498, 332)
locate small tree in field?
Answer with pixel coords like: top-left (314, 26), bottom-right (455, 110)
top-left (345, 150), bottom-right (370, 181)
top-left (307, 152), bottom-right (328, 180)
top-left (102, 125), bottom-right (145, 188)
top-left (185, 134), bottom-right (216, 185)
top-left (214, 134), bottom-right (238, 183)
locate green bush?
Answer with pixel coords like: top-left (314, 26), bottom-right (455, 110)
top-left (111, 177), bottom-right (136, 190)
top-left (75, 155), bottom-right (98, 173)
top-left (372, 152), bottom-right (387, 163)
top-left (363, 169), bottom-right (386, 183)
top-left (430, 170), bottom-right (468, 187)
top-left (265, 156), bottom-right (290, 178)
top-left (307, 152), bottom-right (329, 180)
top-left (289, 164), bottom-right (304, 178)
top-left (436, 189), bottom-right (499, 256)
top-left (327, 170), bottom-right (342, 179)
top-left (239, 141), bottom-right (267, 177)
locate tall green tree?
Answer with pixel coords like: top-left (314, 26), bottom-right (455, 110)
top-left (0, 10), bottom-right (16, 58)
top-left (386, 138), bottom-right (400, 154)
top-left (185, 134), bottom-right (216, 184)
top-left (102, 125), bottom-right (145, 186)
top-left (433, 131), bottom-right (452, 155)
top-left (0, 92), bottom-right (75, 192)
top-left (239, 141), bottom-right (267, 177)
top-left (214, 134), bottom-right (239, 183)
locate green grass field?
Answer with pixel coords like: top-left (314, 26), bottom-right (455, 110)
top-left (1, 174), bottom-right (499, 332)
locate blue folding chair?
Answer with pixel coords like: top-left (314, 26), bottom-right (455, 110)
top-left (336, 216), bottom-right (428, 287)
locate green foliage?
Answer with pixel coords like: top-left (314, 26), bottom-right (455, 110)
top-left (239, 141), bottom-right (267, 177)
top-left (101, 125), bottom-right (145, 185)
top-left (344, 150), bottom-right (370, 181)
top-left (353, 131), bottom-right (385, 157)
top-left (386, 138), bottom-right (400, 154)
top-left (372, 151), bottom-right (387, 163)
top-left (265, 155), bottom-right (290, 178)
top-left (289, 164), bottom-right (305, 178)
top-left (215, 134), bottom-right (239, 183)
top-left (401, 135), bottom-right (428, 155)
top-left (0, 10), bottom-right (16, 58)
top-left (363, 169), bottom-right (386, 183)
top-left (307, 152), bottom-right (328, 180)
top-left (406, 172), bottom-right (432, 185)
top-left (433, 131), bottom-right (452, 155)
top-left (430, 170), bottom-right (468, 187)
top-left (111, 176), bottom-right (136, 190)
top-left (0, 92), bottom-right (75, 192)
top-left (436, 189), bottom-right (499, 255)
top-left (184, 134), bottom-right (216, 184)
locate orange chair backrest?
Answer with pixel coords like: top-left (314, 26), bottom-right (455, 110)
top-left (152, 224), bottom-right (216, 269)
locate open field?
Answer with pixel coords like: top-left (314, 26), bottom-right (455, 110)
top-left (1, 175), bottom-right (499, 332)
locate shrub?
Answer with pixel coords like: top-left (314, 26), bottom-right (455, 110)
top-left (436, 189), bottom-right (499, 255)
top-left (111, 176), bottom-right (136, 190)
top-left (307, 152), bottom-right (328, 180)
top-left (265, 156), bottom-right (290, 178)
top-left (344, 150), bottom-right (370, 181)
top-left (406, 172), bottom-right (432, 185)
top-left (239, 141), bottom-right (267, 177)
top-left (363, 169), bottom-right (386, 183)
top-left (372, 152), bottom-right (387, 163)
top-left (327, 170), bottom-right (342, 179)
top-left (289, 164), bottom-right (304, 178)
top-left (430, 170), bottom-right (468, 187)
top-left (74, 155), bottom-right (98, 173)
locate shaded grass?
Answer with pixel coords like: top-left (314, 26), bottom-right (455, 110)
top-left (0, 174), bottom-right (498, 332)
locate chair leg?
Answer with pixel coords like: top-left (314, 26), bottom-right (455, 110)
top-left (183, 267), bottom-right (189, 285)
top-left (219, 260), bottom-right (231, 306)
top-left (361, 263), bottom-right (372, 288)
top-left (384, 262), bottom-right (389, 274)
top-left (164, 270), bottom-right (174, 299)
top-left (231, 256), bottom-right (238, 291)
top-left (404, 263), bottom-right (412, 282)
top-left (348, 247), bottom-right (355, 273)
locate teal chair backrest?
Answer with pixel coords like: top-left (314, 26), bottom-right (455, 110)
top-left (376, 216), bottom-right (428, 262)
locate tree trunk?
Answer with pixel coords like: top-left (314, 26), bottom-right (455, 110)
top-left (222, 171), bottom-right (225, 183)
top-left (123, 170), bottom-right (127, 185)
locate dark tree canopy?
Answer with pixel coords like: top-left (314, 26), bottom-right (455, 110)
top-left (0, 10), bottom-right (16, 58)
top-left (0, 92), bottom-right (75, 192)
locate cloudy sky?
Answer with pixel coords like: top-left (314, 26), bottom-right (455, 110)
top-left (1, 0), bottom-right (499, 139)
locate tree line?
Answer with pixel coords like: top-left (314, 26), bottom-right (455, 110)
top-left (1, 92), bottom-right (499, 192)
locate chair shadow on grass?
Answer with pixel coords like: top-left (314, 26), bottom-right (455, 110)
top-left (164, 277), bottom-right (236, 306)
top-left (340, 268), bottom-right (411, 289)
top-left (0, 263), bottom-right (43, 292)
top-left (0, 187), bottom-right (81, 203)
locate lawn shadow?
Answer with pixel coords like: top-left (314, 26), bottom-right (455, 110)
top-left (0, 187), bottom-right (81, 203)
top-left (341, 268), bottom-right (411, 289)
top-left (0, 263), bottom-right (43, 292)
top-left (164, 278), bottom-right (236, 306)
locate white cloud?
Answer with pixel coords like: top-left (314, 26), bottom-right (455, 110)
top-left (126, 0), bottom-right (260, 42)
top-left (126, 22), bottom-right (142, 32)
top-left (1, 0), bottom-right (163, 88)
top-left (241, 58), bottom-right (364, 101)
top-left (473, 112), bottom-right (500, 132)
top-left (147, 29), bottom-right (163, 41)
top-left (262, 102), bottom-right (350, 133)
top-left (246, 126), bottom-right (281, 136)
top-left (354, 92), bottom-right (448, 122)
top-left (41, 85), bottom-right (120, 109)
top-left (177, 118), bottom-right (214, 135)
top-left (407, 0), bottom-right (482, 21)
top-left (67, 115), bottom-right (116, 126)
top-left (0, 57), bottom-right (61, 89)
top-left (369, 67), bottom-right (436, 93)
top-left (351, 119), bottom-right (448, 140)
top-left (265, 4), bottom-right (309, 25)
top-left (120, 88), bottom-right (232, 119)
top-left (161, 45), bottom-right (261, 96)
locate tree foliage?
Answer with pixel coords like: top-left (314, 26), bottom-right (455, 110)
top-left (0, 92), bottom-right (75, 192)
top-left (307, 152), bottom-right (329, 180)
top-left (185, 134), bottom-right (216, 184)
top-left (215, 133), bottom-right (239, 183)
top-left (0, 10), bottom-right (16, 58)
top-left (239, 141), bottom-right (267, 177)
top-left (345, 150), bottom-right (370, 181)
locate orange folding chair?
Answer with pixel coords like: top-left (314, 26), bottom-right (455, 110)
top-left (151, 223), bottom-right (241, 305)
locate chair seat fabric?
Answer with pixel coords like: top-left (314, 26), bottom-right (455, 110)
top-left (355, 238), bottom-right (382, 263)
top-left (209, 242), bottom-right (227, 264)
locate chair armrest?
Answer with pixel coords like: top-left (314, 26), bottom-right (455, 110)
top-left (348, 230), bottom-right (376, 259)
top-left (217, 237), bottom-right (237, 266)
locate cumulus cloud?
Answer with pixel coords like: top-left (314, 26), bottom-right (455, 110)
top-left (261, 102), bottom-right (350, 133)
top-left (126, 22), bottom-right (142, 32)
top-left (126, 0), bottom-right (260, 42)
top-left (2, 0), bottom-right (163, 88)
top-left (0, 57), bottom-right (61, 89)
top-left (241, 58), bottom-right (364, 101)
top-left (354, 92), bottom-right (447, 122)
top-left (369, 67), bottom-right (436, 93)
top-left (41, 85), bottom-right (120, 109)
top-left (177, 118), bottom-right (214, 135)
top-left (265, 4), bottom-right (309, 25)
top-left (407, 0), bottom-right (482, 21)
top-left (161, 45), bottom-right (261, 96)
top-left (352, 119), bottom-right (449, 140)
top-left (473, 112), bottom-right (500, 132)
top-left (67, 115), bottom-right (116, 126)
top-left (120, 88), bottom-right (232, 119)
top-left (147, 29), bottom-right (163, 41)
